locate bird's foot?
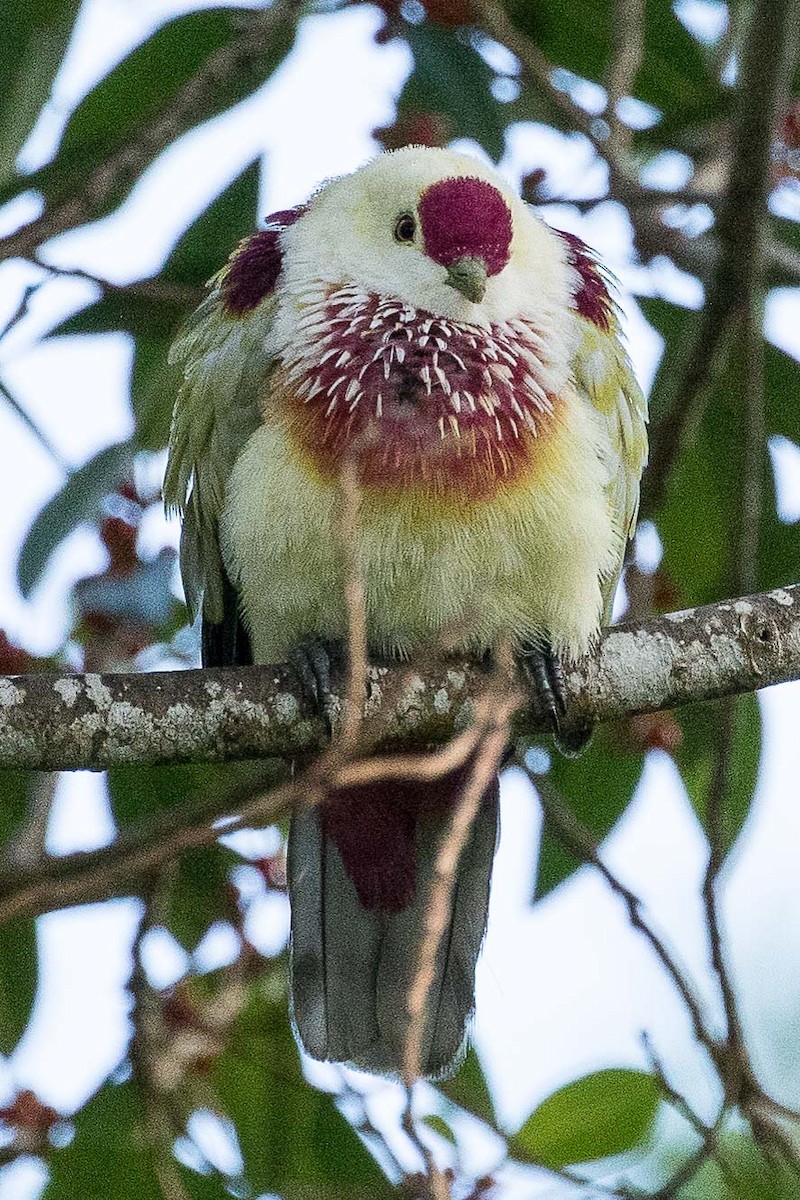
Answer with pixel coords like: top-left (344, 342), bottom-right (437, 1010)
top-left (289, 637), bottom-right (346, 735)
top-left (517, 643), bottom-right (593, 759)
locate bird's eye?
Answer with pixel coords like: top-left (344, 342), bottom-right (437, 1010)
top-left (394, 213), bottom-right (417, 243)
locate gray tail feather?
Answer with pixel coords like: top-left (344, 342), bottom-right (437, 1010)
top-left (288, 782), bottom-right (499, 1078)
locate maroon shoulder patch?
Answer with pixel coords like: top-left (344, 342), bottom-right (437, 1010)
top-left (558, 230), bottom-right (613, 331)
top-left (221, 207), bottom-right (305, 316)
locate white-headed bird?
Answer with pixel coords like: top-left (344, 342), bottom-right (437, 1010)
top-left (164, 146), bottom-right (647, 1079)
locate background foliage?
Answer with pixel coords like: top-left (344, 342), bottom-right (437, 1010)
top-left (0, 0), bottom-right (799, 1197)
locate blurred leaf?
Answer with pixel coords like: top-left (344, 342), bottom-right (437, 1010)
top-left (510, 1068), bottom-right (659, 1169)
top-left (170, 847), bottom-right (237, 953)
top-left (503, 0), bottom-right (716, 124)
top-left (0, 918), bottom-right (37, 1055)
top-left (657, 1127), bottom-right (800, 1199)
top-left (400, 24), bottom-right (507, 161)
top-left (641, 297), bottom-right (800, 608)
top-left (675, 694), bottom-right (761, 853)
top-left (438, 1046), bottom-right (497, 1128)
top-left (504, 0), bottom-right (610, 83)
top-left (213, 981), bottom-right (394, 1198)
top-left (0, 770), bottom-right (40, 1053)
top-left (108, 760), bottom-right (273, 946)
top-left (533, 731), bottom-right (644, 900)
top-left (0, 1), bottom-right (81, 183)
top-left (424, 1114), bottom-right (458, 1144)
top-left (43, 1082), bottom-right (162, 1199)
top-left (16, 440), bottom-right (133, 597)
top-left (0, 767), bottom-right (34, 845)
top-left (20, 10), bottom-right (293, 219)
top-left (107, 759), bottom-right (270, 826)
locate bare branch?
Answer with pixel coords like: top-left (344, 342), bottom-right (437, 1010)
top-left (528, 769), bottom-right (713, 1055)
top-left (1, 584), bottom-right (799, 773)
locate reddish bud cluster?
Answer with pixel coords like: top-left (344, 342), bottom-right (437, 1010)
top-left (162, 985), bottom-right (202, 1033)
top-left (255, 851), bottom-right (287, 891)
top-left (424, 0), bottom-right (474, 26)
top-left (0, 631), bottom-right (34, 674)
top-left (374, 111), bottom-right (451, 151)
top-left (0, 1090), bottom-right (59, 1135)
top-left (774, 99), bottom-right (800, 184)
top-left (100, 516), bottom-right (138, 577)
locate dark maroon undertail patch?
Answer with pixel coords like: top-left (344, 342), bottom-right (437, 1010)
top-left (418, 176), bottom-right (513, 276)
top-left (558, 230), bottom-right (614, 331)
top-left (221, 207), bottom-right (305, 316)
top-left (321, 752), bottom-right (497, 912)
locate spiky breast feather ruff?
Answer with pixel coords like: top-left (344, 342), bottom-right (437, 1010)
top-left (275, 285), bottom-right (565, 500)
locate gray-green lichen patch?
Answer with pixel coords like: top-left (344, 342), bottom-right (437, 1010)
top-left (0, 678), bottom-right (24, 709)
top-left (53, 677), bottom-right (80, 707)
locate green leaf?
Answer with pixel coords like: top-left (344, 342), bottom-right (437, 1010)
top-left (0, 767), bottom-right (35, 847)
top-left (438, 1046), bottom-right (497, 1128)
top-left (213, 981), bottom-right (395, 1198)
top-left (107, 759), bottom-right (275, 948)
top-left (505, 0), bottom-right (715, 120)
top-left (28, 10), bottom-right (294, 219)
top-left (0, 1), bottom-right (81, 183)
top-left (675, 694), bottom-right (761, 854)
top-left (0, 918), bottom-right (38, 1055)
top-left (641, 297), bottom-right (800, 610)
top-left (0, 768), bottom-right (40, 1054)
top-left (400, 24), bottom-right (507, 161)
top-left (107, 760), bottom-right (269, 827)
top-left (169, 847), bottom-right (237, 953)
top-left (510, 1068), bottom-right (659, 1169)
top-left (43, 1082), bottom-right (163, 1199)
top-left (17, 440), bottom-right (133, 597)
top-left (424, 1114), bottom-right (458, 1145)
top-left (533, 730), bottom-right (645, 900)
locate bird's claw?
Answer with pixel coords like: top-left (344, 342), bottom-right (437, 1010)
top-left (518, 643), bottom-right (592, 759)
top-left (289, 638), bottom-right (344, 736)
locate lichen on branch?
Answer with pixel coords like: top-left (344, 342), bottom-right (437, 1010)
top-left (0, 585), bottom-right (798, 774)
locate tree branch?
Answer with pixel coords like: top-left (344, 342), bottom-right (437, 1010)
top-left (1, 585), bottom-right (799, 773)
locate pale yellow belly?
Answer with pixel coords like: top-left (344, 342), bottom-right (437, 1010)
top-left (220, 392), bottom-right (620, 664)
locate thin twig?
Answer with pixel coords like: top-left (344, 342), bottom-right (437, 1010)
top-left (32, 259), bottom-right (203, 310)
top-left (526, 768), bottom-right (715, 1055)
top-left (403, 657), bottom-right (522, 1086)
top-left (401, 1095), bottom-right (452, 1200)
top-left (0, 377), bottom-right (69, 469)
